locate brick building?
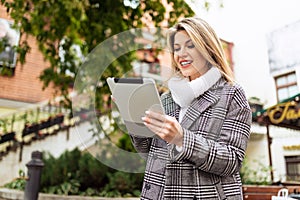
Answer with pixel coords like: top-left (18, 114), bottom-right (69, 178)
top-left (0, 5), bottom-right (55, 116)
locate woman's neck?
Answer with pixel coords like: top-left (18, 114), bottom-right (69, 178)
top-left (188, 62), bottom-right (211, 81)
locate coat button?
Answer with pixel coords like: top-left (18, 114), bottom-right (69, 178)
top-left (145, 183), bottom-right (151, 190)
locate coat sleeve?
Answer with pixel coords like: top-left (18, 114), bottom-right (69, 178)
top-left (129, 135), bottom-right (152, 160)
top-left (170, 85), bottom-right (252, 176)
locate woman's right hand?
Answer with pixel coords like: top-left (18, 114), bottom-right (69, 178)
top-left (142, 110), bottom-right (184, 146)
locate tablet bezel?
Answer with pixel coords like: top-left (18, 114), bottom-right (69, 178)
top-left (107, 77), bottom-right (164, 137)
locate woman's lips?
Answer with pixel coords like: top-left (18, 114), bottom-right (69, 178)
top-left (179, 60), bottom-right (193, 68)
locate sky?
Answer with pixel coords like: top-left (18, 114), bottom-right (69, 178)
top-left (185, 0), bottom-right (300, 106)
top-left (186, 0), bottom-right (300, 42)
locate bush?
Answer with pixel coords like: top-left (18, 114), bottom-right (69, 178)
top-left (39, 147), bottom-right (143, 197)
top-left (41, 148), bottom-right (82, 188)
top-left (240, 157), bottom-right (272, 185)
top-left (4, 170), bottom-right (26, 191)
top-left (4, 133), bottom-right (145, 197)
top-left (78, 152), bottom-right (110, 190)
top-left (103, 171), bottom-right (143, 197)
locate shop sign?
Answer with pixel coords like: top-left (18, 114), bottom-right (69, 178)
top-left (267, 101), bottom-right (300, 124)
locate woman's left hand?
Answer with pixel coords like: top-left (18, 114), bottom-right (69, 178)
top-left (142, 110), bottom-right (183, 146)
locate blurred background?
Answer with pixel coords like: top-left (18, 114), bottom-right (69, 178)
top-left (0, 0), bottom-right (300, 198)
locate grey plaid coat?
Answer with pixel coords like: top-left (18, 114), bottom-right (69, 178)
top-left (131, 78), bottom-right (252, 200)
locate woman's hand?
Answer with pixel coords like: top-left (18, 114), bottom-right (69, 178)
top-left (142, 110), bottom-right (183, 146)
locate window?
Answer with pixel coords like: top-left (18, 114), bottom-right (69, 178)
top-left (275, 72), bottom-right (298, 102)
top-left (285, 156), bottom-right (300, 181)
top-left (0, 18), bottom-right (20, 76)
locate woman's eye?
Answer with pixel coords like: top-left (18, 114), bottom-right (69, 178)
top-left (187, 43), bottom-right (195, 49)
top-left (174, 47), bottom-right (180, 52)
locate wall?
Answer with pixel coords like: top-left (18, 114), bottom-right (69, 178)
top-left (0, 5), bottom-right (55, 103)
top-left (245, 132), bottom-right (270, 180)
top-left (246, 123), bottom-right (300, 182)
top-left (0, 188), bottom-right (140, 200)
top-left (270, 126), bottom-right (300, 182)
top-left (0, 121), bottom-right (94, 185)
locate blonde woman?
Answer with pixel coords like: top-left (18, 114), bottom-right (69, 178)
top-left (131, 17), bottom-right (252, 199)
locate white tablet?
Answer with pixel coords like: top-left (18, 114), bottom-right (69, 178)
top-left (107, 77), bottom-right (164, 137)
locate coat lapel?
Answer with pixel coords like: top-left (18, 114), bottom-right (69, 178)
top-left (180, 78), bottom-right (225, 129)
top-left (162, 92), bottom-right (180, 121)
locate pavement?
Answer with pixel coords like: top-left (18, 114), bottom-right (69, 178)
top-left (0, 188), bottom-right (140, 200)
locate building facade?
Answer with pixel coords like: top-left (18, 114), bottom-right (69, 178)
top-left (0, 5), bottom-right (55, 116)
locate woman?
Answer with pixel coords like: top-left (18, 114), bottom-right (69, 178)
top-left (131, 17), bottom-right (252, 199)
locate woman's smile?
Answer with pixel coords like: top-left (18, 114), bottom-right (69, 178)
top-left (179, 59), bottom-right (193, 68)
top-left (173, 30), bottom-right (209, 80)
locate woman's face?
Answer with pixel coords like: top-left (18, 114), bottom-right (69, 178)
top-left (173, 30), bottom-right (209, 80)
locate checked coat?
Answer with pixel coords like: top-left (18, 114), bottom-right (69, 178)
top-left (130, 78), bottom-right (252, 200)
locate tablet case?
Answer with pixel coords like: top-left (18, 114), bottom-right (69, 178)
top-left (107, 77), bottom-right (164, 137)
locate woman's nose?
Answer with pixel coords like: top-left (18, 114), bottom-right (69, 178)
top-left (176, 47), bottom-right (187, 57)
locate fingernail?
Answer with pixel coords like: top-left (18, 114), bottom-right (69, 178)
top-left (111, 95), bottom-right (115, 101)
top-left (145, 110), bottom-right (149, 114)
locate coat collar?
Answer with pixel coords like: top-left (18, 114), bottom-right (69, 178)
top-left (179, 77), bottom-right (226, 129)
top-left (163, 77), bottom-right (226, 129)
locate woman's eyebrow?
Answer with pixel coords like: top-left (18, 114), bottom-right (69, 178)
top-left (174, 39), bottom-right (192, 46)
top-left (185, 39), bottom-right (193, 44)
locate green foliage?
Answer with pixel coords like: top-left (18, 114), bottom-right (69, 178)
top-left (0, 36), bottom-right (16, 76)
top-left (101, 171), bottom-right (143, 197)
top-left (1, 0), bottom-right (195, 110)
top-left (116, 133), bottom-right (137, 152)
top-left (0, 37), bottom-right (9, 52)
top-left (41, 148), bottom-right (82, 187)
top-left (38, 147), bottom-right (143, 197)
top-left (4, 169), bottom-right (26, 190)
top-left (78, 152), bottom-right (110, 190)
top-left (240, 157), bottom-right (273, 185)
top-left (94, 140), bottom-right (146, 174)
top-left (44, 178), bottom-right (81, 195)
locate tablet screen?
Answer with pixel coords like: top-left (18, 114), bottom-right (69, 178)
top-left (107, 77), bottom-right (164, 137)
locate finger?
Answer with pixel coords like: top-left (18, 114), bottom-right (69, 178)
top-left (144, 122), bottom-right (162, 133)
top-left (145, 110), bottom-right (166, 123)
top-left (142, 115), bottom-right (164, 127)
top-left (145, 123), bottom-right (177, 144)
top-left (144, 122), bottom-right (170, 135)
top-left (142, 118), bottom-right (167, 135)
top-left (145, 119), bottom-right (183, 145)
top-left (110, 95), bottom-right (116, 102)
top-left (143, 114), bottom-right (179, 133)
top-left (144, 116), bottom-right (174, 134)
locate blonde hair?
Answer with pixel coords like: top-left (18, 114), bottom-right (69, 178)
top-left (167, 17), bottom-right (234, 83)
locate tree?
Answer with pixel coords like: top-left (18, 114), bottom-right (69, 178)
top-left (0, 0), bottom-right (195, 111)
